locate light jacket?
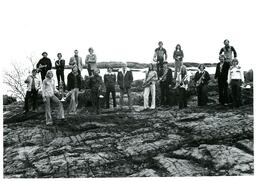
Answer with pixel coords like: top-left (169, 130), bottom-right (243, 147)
top-left (42, 78), bottom-right (57, 97)
top-left (25, 75), bottom-right (41, 91)
top-left (85, 54), bottom-right (97, 71)
top-left (227, 66), bottom-right (244, 84)
top-left (69, 56), bottom-right (83, 72)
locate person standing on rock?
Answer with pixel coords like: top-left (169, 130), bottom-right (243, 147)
top-left (227, 58), bottom-right (244, 108)
top-left (24, 69), bottom-right (41, 113)
top-left (90, 68), bottom-right (104, 114)
top-left (194, 64), bottom-right (210, 106)
top-left (159, 61), bottom-right (173, 107)
top-left (55, 53), bottom-right (65, 90)
top-left (42, 70), bottom-right (65, 125)
top-left (36, 52), bottom-right (52, 82)
top-left (69, 50), bottom-right (83, 74)
top-left (153, 41), bottom-right (168, 78)
top-left (175, 65), bottom-right (190, 109)
top-left (215, 54), bottom-right (230, 106)
top-left (219, 39), bottom-right (237, 63)
top-left (143, 63), bottom-right (158, 110)
top-left (117, 63), bottom-right (133, 110)
top-left (85, 47), bottom-right (97, 76)
top-left (67, 66), bottom-right (82, 114)
top-left (173, 44), bottom-right (184, 79)
top-left (104, 66), bottom-right (117, 109)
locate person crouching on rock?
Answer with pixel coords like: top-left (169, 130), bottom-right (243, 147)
top-left (104, 66), bottom-right (117, 109)
top-left (143, 63), bottom-right (158, 110)
top-left (24, 69), bottom-right (41, 113)
top-left (194, 64), bottom-right (210, 106)
top-left (117, 63), bottom-right (134, 110)
top-left (42, 70), bottom-right (65, 125)
top-left (159, 61), bottom-right (173, 108)
top-left (89, 68), bottom-right (104, 114)
top-left (67, 66), bottom-right (82, 114)
top-left (176, 65), bottom-right (190, 109)
top-left (227, 58), bottom-right (244, 108)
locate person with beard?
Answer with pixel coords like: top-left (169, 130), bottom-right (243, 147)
top-left (36, 52), bottom-right (52, 81)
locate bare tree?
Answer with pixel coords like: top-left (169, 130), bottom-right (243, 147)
top-left (3, 63), bottom-right (28, 101)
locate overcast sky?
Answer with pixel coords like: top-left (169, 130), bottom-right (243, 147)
top-left (1, 0), bottom-right (256, 71)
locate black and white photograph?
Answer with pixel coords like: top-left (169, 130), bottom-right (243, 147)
top-left (1, 0), bottom-right (255, 180)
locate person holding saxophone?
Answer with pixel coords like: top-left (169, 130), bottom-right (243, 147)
top-left (194, 64), bottom-right (210, 106)
top-left (143, 63), bottom-right (158, 110)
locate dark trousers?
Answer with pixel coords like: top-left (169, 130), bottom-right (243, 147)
top-left (88, 69), bottom-right (94, 76)
top-left (157, 60), bottom-right (164, 78)
top-left (230, 79), bottom-right (242, 107)
top-left (197, 84), bottom-right (208, 106)
top-left (56, 70), bottom-right (65, 90)
top-left (105, 87), bottom-right (116, 108)
top-left (24, 89), bottom-right (38, 112)
top-left (218, 80), bottom-right (228, 104)
top-left (91, 91), bottom-right (100, 114)
top-left (178, 87), bottom-right (187, 109)
top-left (40, 71), bottom-right (47, 82)
top-left (160, 82), bottom-right (170, 106)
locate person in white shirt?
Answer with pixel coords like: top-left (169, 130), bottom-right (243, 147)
top-left (42, 70), bottom-right (65, 125)
top-left (175, 65), bottom-right (190, 109)
top-left (143, 63), bottom-right (158, 110)
top-left (227, 58), bottom-right (244, 107)
top-left (24, 69), bottom-right (41, 113)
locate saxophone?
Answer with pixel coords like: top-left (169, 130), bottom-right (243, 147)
top-left (196, 71), bottom-right (205, 87)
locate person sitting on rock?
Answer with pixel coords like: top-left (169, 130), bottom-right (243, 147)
top-left (89, 68), bottom-right (104, 114)
top-left (117, 63), bottom-right (134, 110)
top-left (104, 66), bottom-right (117, 109)
top-left (159, 61), bottom-right (173, 107)
top-left (143, 63), bottom-right (158, 110)
top-left (24, 69), bottom-right (41, 113)
top-left (85, 47), bottom-right (97, 76)
top-left (67, 66), bottom-right (82, 114)
top-left (194, 64), bottom-right (210, 106)
top-left (175, 65), bottom-right (190, 109)
top-left (42, 70), bottom-right (65, 125)
top-left (227, 58), bottom-right (244, 108)
top-left (214, 54), bottom-right (230, 106)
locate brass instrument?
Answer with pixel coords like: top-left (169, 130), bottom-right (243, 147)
top-left (196, 71), bottom-right (205, 87)
top-left (142, 73), bottom-right (157, 88)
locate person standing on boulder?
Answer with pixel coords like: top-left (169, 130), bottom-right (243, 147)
top-left (227, 58), bottom-right (244, 108)
top-left (55, 53), bottom-right (65, 90)
top-left (24, 69), bottom-right (41, 113)
top-left (215, 55), bottom-right (230, 105)
top-left (85, 47), bottom-right (97, 76)
top-left (153, 41), bottom-right (168, 78)
top-left (143, 63), bottom-right (158, 110)
top-left (67, 66), bottom-right (82, 114)
top-left (117, 63), bottom-right (133, 110)
top-left (36, 52), bottom-right (52, 81)
top-left (42, 70), bottom-right (65, 125)
top-left (173, 44), bottom-right (184, 79)
top-left (219, 39), bottom-right (237, 63)
top-left (159, 61), bottom-right (173, 107)
top-left (69, 50), bottom-right (83, 74)
top-left (104, 66), bottom-right (117, 109)
top-left (194, 64), bottom-right (210, 106)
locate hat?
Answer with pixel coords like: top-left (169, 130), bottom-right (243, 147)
top-left (42, 52), bottom-right (48, 56)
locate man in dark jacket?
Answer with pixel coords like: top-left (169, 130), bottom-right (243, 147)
top-left (55, 53), bottom-right (65, 90)
top-left (90, 69), bottom-right (104, 114)
top-left (104, 66), bottom-right (116, 109)
top-left (159, 61), bottom-right (173, 107)
top-left (215, 55), bottom-right (230, 105)
top-left (117, 63), bottom-right (133, 110)
top-left (36, 52), bottom-right (52, 81)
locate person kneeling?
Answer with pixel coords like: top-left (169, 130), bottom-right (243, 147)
top-left (67, 66), bottom-right (82, 114)
top-left (143, 63), bottom-right (158, 110)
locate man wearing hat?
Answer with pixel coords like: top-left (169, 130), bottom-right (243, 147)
top-left (36, 52), bottom-right (52, 81)
top-left (104, 66), bottom-right (117, 109)
top-left (215, 55), bottom-right (230, 105)
top-left (153, 41), bottom-right (168, 78)
top-left (219, 39), bottom-right (237, 63)
top-left (159, 61), bottom-right (173, 107)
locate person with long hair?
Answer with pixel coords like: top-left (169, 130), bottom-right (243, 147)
top-left (194, 64), bottom-right (210, 106)
top-left (42, 70), bottom-right (65, 125)
top-left (173, 44), bottom-right (184, 79)
top-left (67, 66), bottom-right (81, 114)
top-left (85, 47), bottom-right (97, 76)
top-left (143, 63), bottom-right (158, 110)
top-left (175, 65), bottom-right (190, 109)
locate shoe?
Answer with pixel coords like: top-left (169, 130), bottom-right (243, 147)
top-left (46, 122), bottom-right (53, 126)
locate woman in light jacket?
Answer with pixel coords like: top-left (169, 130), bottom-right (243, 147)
top-left (85, 47), bottom-right (97, 76)
top-left (42, 70), bottom-right (65, 125)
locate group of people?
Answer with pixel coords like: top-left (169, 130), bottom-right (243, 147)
top-left (23, 39), bottom-right (245, 125)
